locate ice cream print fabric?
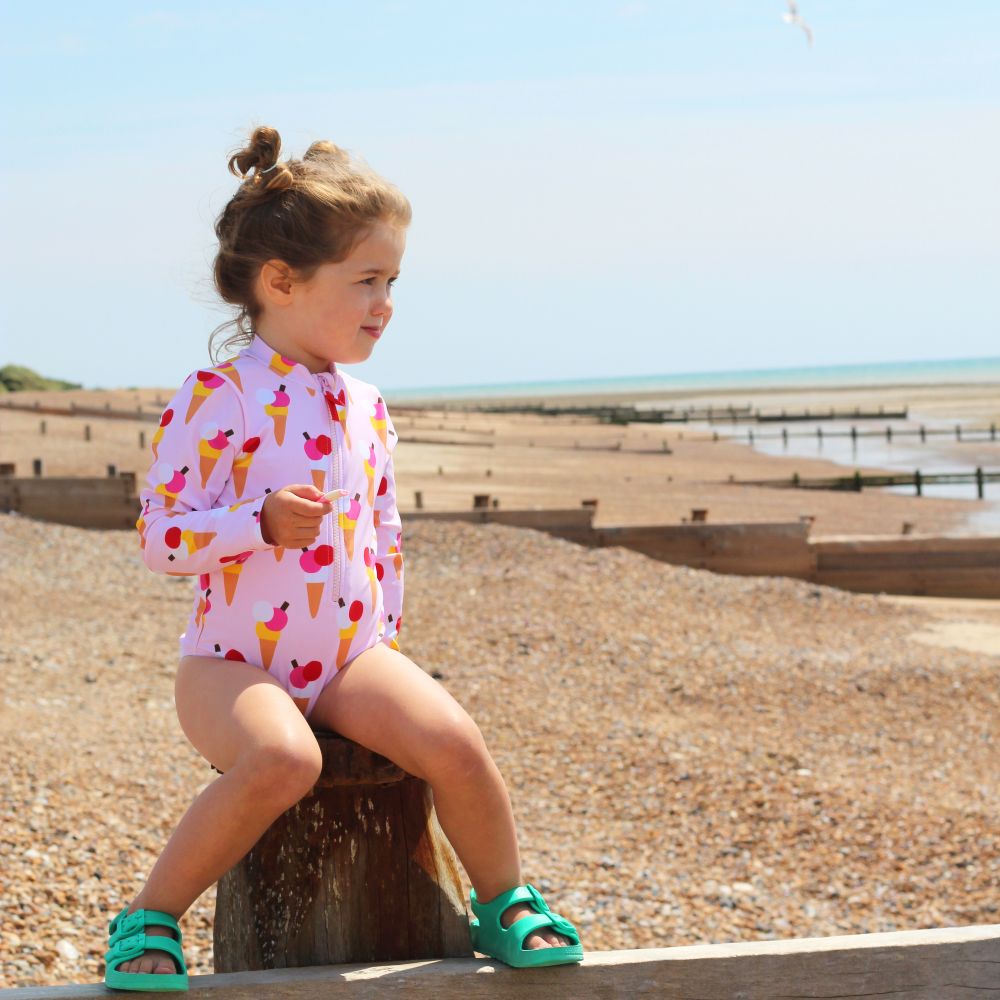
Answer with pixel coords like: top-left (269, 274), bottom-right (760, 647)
top-left (136, 335), bottom-right (403, 719)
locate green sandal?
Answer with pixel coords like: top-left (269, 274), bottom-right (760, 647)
top-left (104, 905), bottom-right (189, 992)
top-left (469, 883), bottom-right (584, 968)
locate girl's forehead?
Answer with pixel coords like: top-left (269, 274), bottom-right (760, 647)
top-left (347, 222), bottom-right (406, 268)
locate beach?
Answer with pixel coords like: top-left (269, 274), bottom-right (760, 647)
top-left (0, 378), bottom-right (998, 988)
top-left (1, 378), bottom-right (997, 537)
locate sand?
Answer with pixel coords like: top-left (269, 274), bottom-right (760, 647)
top-left (2, 378), bottom-right (996, 537)
top-left (0, 378), bottom-right (998, 988)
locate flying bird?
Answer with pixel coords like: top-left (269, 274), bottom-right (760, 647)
top-left (782, 0), bottom-right (814, 46)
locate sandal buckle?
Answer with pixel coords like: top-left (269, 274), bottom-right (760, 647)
top-left (108, 931), bottom-right (146, 961)
top-left (117, 910), bottom-right (145, 938)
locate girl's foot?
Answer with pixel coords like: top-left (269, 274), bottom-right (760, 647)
top-left (500, 900), bottom-right (575, 949)
top-left (114, 906), bottom-right (180, 975)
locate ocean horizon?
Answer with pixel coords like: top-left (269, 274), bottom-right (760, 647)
top-left (384, 355), bottom-right (1000, 403)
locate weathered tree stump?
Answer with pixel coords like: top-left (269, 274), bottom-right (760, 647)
top-left (212, 729), bottom-right (472, 972)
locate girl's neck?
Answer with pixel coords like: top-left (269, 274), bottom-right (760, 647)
top-left (253, 329), bottom-right (336, 375)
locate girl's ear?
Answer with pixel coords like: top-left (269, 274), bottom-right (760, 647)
top-left (258, 259), bottom-right (296, 305)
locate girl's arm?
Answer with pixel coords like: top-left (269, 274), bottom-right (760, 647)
top-left (135, 371), bottom-right (274, 575)
top-left (373, 405), bottom-right (404, 650)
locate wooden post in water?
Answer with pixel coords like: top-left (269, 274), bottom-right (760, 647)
top-left (976, 467), bottom-right (985, 499)
top-left (816, 427), bottom-right (823, 445)
top-left (850, 426), bottom-right (857, 447)
top-left (782, 427), bottom-right (788, 447)
top-left (886, 425), bottom-right (892, 443)
top-left (915, 469), bottom-right (922, 497)
top-left (956, 424), bottom-right (963, 442)
top-left (920, 425), bottom-right (927, 442)
top-left (853, 471), bottom-right (863, 492)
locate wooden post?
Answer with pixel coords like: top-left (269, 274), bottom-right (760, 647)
top-left (920, 425), bottom-right (927, 443)
top-left (976, 466), bottom-right (984, 499)
top-left (781, 427), bottom-right (788, 447)
top-left (885, 425), bottom-right (892, 443)
top-left (414, 490), bottom-right (423, 509)
top-left (748, 429), bottom-right (754, 445)
top-left (992, 423), bottom-right (997, 441)
top-left (139, 430), bottom-right (146, 449)
top-left (212, 730), bottom-right (470, 972)
top-left (33, 458), bottom-right (43, 476)
top-left (816, 426), bottom-right (823, 444)
top-left (956, 424), bottom-right (962, 442)
top-left (853, 470), bottom-right (863, 492)
top-left (850, 426), bottom-right (857, 447)
top-left (915, 469), bottom-right (922, 497)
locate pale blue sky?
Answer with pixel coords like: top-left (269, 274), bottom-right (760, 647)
top-left (1, 1), bottom-right (998, 392)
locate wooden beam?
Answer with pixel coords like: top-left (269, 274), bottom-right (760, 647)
top-left (5, 925), bottom-right (998, 999)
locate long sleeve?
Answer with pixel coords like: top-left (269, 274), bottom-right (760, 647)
top-left (135, 370), bottom-right (273, 575)
top-left (373, 403), bottom-right (403, 650)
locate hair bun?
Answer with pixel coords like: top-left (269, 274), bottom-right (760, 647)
top-left (227, 125), bottom-right (283, 180)
top-left (303, 139), bottom-right (349, 165)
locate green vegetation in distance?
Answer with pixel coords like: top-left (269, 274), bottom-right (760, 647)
top-left (0, 364), bottom-right (83, 392)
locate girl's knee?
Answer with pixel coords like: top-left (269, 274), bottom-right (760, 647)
top-left (422, 710), bottom-right (489, 780)
top-left (238, 739), bottom-right (324, 803)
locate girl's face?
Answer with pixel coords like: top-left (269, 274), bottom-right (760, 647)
top-left (258, 219), bottom-right (406, 373)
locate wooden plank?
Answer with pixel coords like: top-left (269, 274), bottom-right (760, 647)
top-left (815, 535), bottom-right (1000, 556)
top-left (815, 569), bottom-right (1000, 599)
top-left (596, 522), bottom-right (816, 577)
top-left (818, 549), bottom-right (1000, 571)
top-left (6, 925), bottom-right (998, 999)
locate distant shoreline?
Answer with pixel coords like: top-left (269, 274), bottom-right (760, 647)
top-left (386, 379), bottom-right (1000, 407)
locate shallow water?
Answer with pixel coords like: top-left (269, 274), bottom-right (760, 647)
top-left (695, 411), bottom-right (1000, 533)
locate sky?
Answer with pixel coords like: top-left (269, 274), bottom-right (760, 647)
top-left (1, 1), bottom-right (998, 393)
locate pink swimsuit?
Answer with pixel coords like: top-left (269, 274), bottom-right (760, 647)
top-left (136, 334), bottom-right (404, 719)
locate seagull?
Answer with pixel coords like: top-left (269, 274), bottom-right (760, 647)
top-left (782, 0), bottom-right (814, 45)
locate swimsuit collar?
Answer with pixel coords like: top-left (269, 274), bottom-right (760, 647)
top-left (242, 333), bottom-right (339, 387)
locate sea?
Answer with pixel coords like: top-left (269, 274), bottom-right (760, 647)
top-left (385, 356), bottom-right (1000, 403)
top-left (387, 355), bottom-right (1000, 532)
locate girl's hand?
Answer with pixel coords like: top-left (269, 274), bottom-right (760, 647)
top-left (260, 484), bottom-right (335, 548)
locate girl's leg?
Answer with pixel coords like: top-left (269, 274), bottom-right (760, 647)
top-left (115, 655), bottom-right (325, 976)
top-left (308, 642), bottom-right (572, 950)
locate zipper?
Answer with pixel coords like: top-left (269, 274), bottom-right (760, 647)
top-left (318, 371), bottom-right (342, 604)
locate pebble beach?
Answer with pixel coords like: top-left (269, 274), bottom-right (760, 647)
top-left (0, 380), bottom-right (998, 988)
top-left (1, 511), bottom-right (998, 988)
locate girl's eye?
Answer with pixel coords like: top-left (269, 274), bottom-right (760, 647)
top-left (388, 277), bottom-right (398, 288)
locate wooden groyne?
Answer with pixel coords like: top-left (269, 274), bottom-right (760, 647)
top-left (0, 398), bottom-right (163, 423)
top-left (3, 925), bottom-right (998, 998)
top-left (735, 467), bottom-right (998, 499)
top-left (4, 480), bottom-right (1000, 597)
top-left (450, 401), bottom-right (911, 425)
top-left (722, 423), bottom-right (1000, 445)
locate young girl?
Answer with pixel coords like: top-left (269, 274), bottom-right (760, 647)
top-left (103, 126), bottom-right (583, 991)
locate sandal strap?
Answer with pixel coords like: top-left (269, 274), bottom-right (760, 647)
top-left (105, 931), bottom-right (187, 973)
top-left (108, 906), bottom-right (183, 945)
top-left (471, 883), bottom-right (581, 944)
